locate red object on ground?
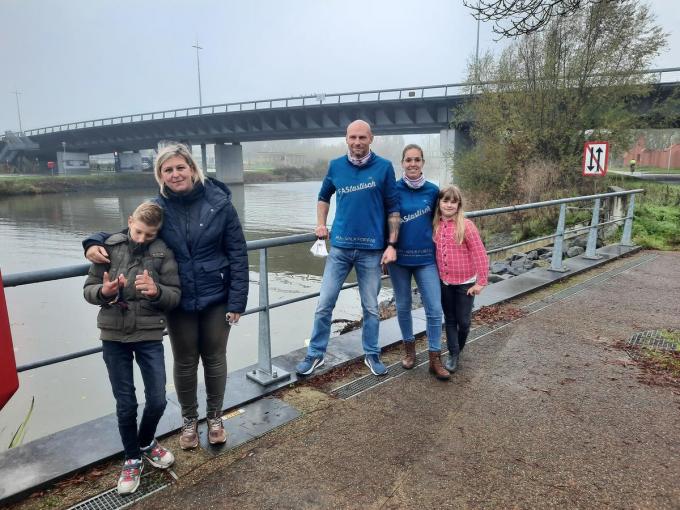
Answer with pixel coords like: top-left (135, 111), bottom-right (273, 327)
top-left (0, 270), bottom-right (19, 410)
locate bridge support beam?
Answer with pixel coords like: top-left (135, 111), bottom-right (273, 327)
top-left (439, 128), bottom-right (472, 187)
top-left (214, 142), bottom-right (244, 184)
top-left (200, 143), bottom-right (208, 173)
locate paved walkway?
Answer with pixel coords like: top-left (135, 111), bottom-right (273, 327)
top-left (133, 250), bottom-right (680, 509)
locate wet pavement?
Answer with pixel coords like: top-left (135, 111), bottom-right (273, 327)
top-left (129, 250), bottom-right (680, 509)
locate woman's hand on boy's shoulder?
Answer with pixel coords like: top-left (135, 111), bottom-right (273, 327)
top-left (86, 245), bottom-right (110, 264)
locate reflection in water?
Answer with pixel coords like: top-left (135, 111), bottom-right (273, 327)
top-left (0, 181), bottom-right (391, 448)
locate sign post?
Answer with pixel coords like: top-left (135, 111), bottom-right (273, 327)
top-left (47, 160), bottom-right (55, 176)
top-left (582, 141), bottom-right (609, 176)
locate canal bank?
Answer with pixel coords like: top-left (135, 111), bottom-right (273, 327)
top-left (0, 169), bottom-right (325, 197)
top-left (6, 243), bottom-right (676, 508)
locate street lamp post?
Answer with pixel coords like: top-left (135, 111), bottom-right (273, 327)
top-left (11, 90), bottom-right (23, 133)
top-left (192, 40), bottom-right (203, 108)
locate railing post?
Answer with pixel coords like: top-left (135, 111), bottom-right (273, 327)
top-left (583, 198), bottom-right (603, 260)
top-left (548, 203), bottom-right (569, 272)
top-left (246, 248), bottom-right (290, 386)
top-left (620, 194), bottom-right (636, 246)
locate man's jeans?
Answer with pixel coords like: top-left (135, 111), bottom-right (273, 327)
top-left (440, 282), bottom-right (475, 357)
top-left (388, 262), bottom-right (443, 351)
top-left (102, 340), bottom-right (167, 460)
top-left (308, 247), bottom-right (383, 357)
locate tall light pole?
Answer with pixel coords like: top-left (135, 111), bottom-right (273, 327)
top-left (11, 89), bottom-right (23, 133)
top-left (192, 40), bottom-right (203, 108)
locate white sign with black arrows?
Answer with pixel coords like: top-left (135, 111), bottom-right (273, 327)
top-left (582, 141), bottom-right (609, 176)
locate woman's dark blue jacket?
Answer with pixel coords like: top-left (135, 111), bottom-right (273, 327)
top-left (83, 178), bottom-right (249, 314)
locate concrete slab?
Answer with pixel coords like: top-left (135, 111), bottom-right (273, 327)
top-left (0, 397), bottom-right (299, 504)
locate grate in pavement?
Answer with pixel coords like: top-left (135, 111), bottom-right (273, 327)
top-left (332, 349), bottom-right (431, 399)
top-left (333, 253), bottom-right (658, 399)
top-left (67, 473), bottom-right (170, 510)
top-left (627, 329), bottom-right (679, 352)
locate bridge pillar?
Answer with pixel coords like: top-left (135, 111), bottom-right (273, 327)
top-left (214, 142), bottom-right (244, 184)
top-left (439, 128), bottom-right (472, 187)
top-left (200, 143), bottom-right (208, 173)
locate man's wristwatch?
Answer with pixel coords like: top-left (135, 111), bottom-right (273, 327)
top-left (387, 242), bottom-right (398, 249)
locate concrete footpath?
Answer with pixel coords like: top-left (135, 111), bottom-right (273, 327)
top-left (127, 250), bottom-right (680, 510)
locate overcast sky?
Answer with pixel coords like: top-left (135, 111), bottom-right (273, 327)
top-left (1, 0), bottom-right (679, 133)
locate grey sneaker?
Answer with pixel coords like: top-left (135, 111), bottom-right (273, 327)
top-left (117, 458), bottom-right (143, 495)
top-left (179, 417), bottom-right (199, 450)
top-left (207, 416), bottom-right (227, 445)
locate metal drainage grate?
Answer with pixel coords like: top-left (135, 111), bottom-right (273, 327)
top-left (332, 349), bottom-right (431, 399)
top-left (627, 329), bottom-right (679, 352)
top-left (333, 253), bottom-right (659, 399)
top-left (67, 473), bottom-right (170, 510)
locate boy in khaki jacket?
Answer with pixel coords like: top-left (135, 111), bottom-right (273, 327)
top-left (84, 202), bottom-right (180, 495)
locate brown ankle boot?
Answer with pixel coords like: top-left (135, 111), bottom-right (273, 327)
top-left (402, 341), bottom-right (416, 369)
top-left (429, 351), bottom-right (450, 381)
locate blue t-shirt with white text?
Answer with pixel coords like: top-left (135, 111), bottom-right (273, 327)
top-left (318, 153), bottom-right (399, 250)
top-left (394, 179), bottom-right (438, 266)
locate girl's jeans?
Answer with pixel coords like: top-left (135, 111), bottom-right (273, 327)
top-left (388, 262), bottom-right (443, 351)
top-left (440, 282), bottom-right (475, 357)
top-left (102, 340), bottom-right (167, 460)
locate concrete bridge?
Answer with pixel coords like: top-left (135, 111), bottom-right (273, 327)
top-left (2, 69), bottom-right (679, 183)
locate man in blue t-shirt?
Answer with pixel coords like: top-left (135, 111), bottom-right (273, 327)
top-left (296, 120), bottom-right (400, 377)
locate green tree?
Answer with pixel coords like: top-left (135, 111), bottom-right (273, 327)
top-left (455, 0), bottom-right (667, 204)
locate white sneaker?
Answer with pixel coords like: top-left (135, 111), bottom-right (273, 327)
top-left (117, 458), bottom-right (143, 495)
top-left (141, 439), bottom-right (175, 469)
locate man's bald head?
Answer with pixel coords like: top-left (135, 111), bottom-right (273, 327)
top-left (346, 120), bottom-right (374, 159)
top-left (346, 120), bottom-right (373, 137)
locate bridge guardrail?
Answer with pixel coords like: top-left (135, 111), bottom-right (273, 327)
top-left (2, 188), bottom-right (644, 385)
top-left (4, 66), bottom-right (678, 140)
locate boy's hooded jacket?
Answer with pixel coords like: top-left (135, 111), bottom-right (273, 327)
top-left (83, 233), bottom-right (181, 342)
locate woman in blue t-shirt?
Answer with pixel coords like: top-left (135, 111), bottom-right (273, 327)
top-left (388, 144), bottom-right (449, 380)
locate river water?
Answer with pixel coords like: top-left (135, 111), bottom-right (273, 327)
top-left (0, 181), bottom-right (395, 449)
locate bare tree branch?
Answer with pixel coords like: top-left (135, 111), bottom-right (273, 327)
top-left (464, 0), bottom-right (619, 37)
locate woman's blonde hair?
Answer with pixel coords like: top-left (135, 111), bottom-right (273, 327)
top-left (154, 143), bottom-right (205, 197)
top-left (433, 185), bottom-right (466, 244)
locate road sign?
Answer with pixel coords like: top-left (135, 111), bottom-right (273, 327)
top-left (47, 161), bottom-right (55, 169)
top-left (583, 141), bottom-right (609, 176)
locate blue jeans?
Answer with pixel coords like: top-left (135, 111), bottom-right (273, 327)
top-left (102, 340), bottom-right (167, 460)
top-left (308, 247), bottom-right (383, 357)
top-left (440, 282), bottom-right (475, 357)
top-left (388, 262), bottom-right (443, 351)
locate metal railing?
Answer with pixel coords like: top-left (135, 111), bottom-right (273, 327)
top-left (2, 67), bottom-right (677, 140)
top-left (2, 188), bottom-right (643, 384)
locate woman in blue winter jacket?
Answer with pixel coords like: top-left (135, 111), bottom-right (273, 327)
top-left (85, 144), bottom-right (249, 449)
top-left (388, 144), bottom-right (449, 380)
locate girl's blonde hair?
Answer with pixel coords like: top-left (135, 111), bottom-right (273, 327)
top-left (433, 185), bottom-right (466, 244)
top-left (154, 143), bottom-right (205, 197)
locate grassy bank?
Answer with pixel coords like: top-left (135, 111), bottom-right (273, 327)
top-left (604, 173), bottom-right (680, 250)
top-left (0, 167), bottom-right (326, 197)
top-left (243, 166), bottom-right (326, 184)
top-left (0, 173), bottom-right (158, 197)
